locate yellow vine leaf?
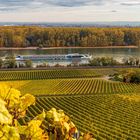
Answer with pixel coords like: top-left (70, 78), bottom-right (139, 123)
top-left (0, 98), bottom-right (12, 124)
top-left (20, 94), bottom-right (35, 109)
top-left (0, 84), bottom-right (21, 108)
top-left (0, 125), bottom-right (20, 140)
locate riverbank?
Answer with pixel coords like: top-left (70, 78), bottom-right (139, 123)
top-left (0, 46), bottom-right (138, 50)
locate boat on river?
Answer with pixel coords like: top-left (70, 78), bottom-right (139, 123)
top-left (15, 53), bottom-right (92, 61)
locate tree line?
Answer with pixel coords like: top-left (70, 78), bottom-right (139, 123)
top-left (0, 26), bottom-right (140, 47)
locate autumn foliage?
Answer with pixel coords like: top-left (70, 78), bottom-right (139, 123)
top-left (0, 27), bottom-right (140, 47)
top-left (0, 85), bottom-right (88, 140)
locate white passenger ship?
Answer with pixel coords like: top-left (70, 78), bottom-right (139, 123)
top-left (15, 53), bottom-right (92, 61)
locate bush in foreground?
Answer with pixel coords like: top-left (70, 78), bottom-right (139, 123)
top-left (0, 85), bottom-right (95, 140)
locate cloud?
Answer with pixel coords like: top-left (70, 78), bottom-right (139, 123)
top-left (0, 0), bottom-right (45, 12)
top-left (0, 6), bottom-right (23, 11)
top-left (111, 10), bottom-right (117, 12)
top-left (46, 0), bottom-right (106, 7)
top-left (0, 0), bottom-right (31, 11)
top-left (0, 0), bottom-right (108, 12)
top-left (121, 2), bottom-right (140, 6)
top-left (0, 0), bottom-right (29, 6)
top-left (0, 0), bottom-right (139, 13)
top-left (120, 1), bottom-right (140, 6)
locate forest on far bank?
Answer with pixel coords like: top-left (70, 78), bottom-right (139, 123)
top-left (0, 26), bottom-right (140, 48)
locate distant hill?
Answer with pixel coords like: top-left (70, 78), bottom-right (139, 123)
top-left (1, 21), bottom-right (140, 27)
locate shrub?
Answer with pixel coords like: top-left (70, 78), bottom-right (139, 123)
top-left (0, 85), bottom-right (90, 140)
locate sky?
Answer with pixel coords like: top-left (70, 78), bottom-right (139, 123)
top-left (0, 0), bottom-right (140, 22)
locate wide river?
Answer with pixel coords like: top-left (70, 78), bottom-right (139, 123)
top-left (0, 47), bottom-right (140, 66)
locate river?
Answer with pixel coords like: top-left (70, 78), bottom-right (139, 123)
top-left (0, 47), bottom-right (140, 67)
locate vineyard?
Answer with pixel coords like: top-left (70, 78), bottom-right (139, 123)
top-left (19, 95), bottom-right (140, 140)
top-left (1, 78), bottom-right (139, 95)
top-left (1, 68), bottom-right (140, 139)
top-left (1, 68), bottom-right (139, 81)
top-left (0, 69), bottom-right (101, 81)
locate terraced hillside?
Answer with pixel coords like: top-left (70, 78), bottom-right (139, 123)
top-left (19, 94), bottom-right (140, 140)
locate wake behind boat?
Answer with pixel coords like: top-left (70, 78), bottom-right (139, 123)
top-left (15, 53), bottom-right (92, 61)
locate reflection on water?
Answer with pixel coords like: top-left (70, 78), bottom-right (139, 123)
top-left (0, 48), bottom-right (140, 66)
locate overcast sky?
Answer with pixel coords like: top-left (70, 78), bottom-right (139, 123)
top-left (0, 0), bottom-right (140, 22)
